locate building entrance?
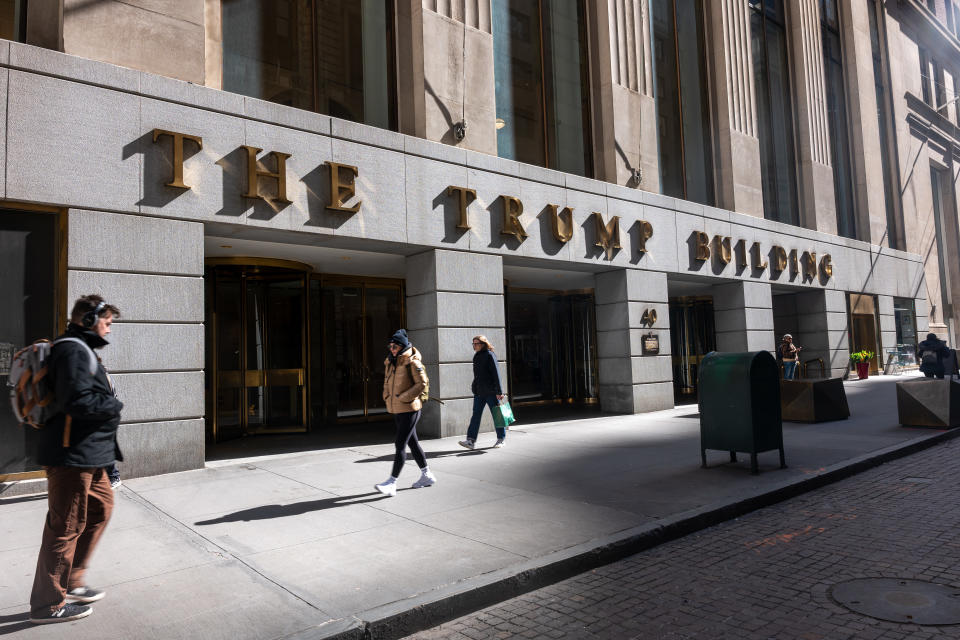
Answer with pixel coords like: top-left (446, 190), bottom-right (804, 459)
top-left (206, 262), bottom-right (308, 442)
top-left (506, 290), bottom-right (598, 406)
top-left (669, 297), bottom-right (716, 404)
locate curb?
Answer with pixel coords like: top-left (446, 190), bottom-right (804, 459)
top-left (298, 427), bottom-right (960, 640)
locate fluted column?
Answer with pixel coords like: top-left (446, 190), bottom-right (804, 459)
top-left (706, 0), bottom-right (763, 217)
top-left (788, 0), bottom-right (838, 234)
top-left (590, 0), bottom-right (658, 189)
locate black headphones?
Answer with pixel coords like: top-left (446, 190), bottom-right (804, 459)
top-left (82, 301), bottom-right (108, 328)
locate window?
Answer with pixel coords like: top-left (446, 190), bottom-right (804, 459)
top-left (0, 209), bottom-right (62, 477)
top-left (492, 0), bottom-right (592, 177)
top-left (821, 0), bottom-right (857, 239)
top-left (930, 165), bottom-right (956, 329)
top-left (933, 59), bottom-right (948, 113)
top-left (868, 0), bottom-right (902, 250)
top-left (894, 297), bottom-right (918, 365)
top-left (749, 0), bottom-right (800, 226)
top-left (221, 0), bottom-right (396, 130)
top-left (0, 0), bottom-right (25, 41)
top-left (919, 47), bottom-right (933, 106)
top-left (651, 0), bottom-right (715, 205)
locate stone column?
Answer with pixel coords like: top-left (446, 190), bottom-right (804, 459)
top-left (705, 0), bottom-right (764, 217)
top-left (713, 281), bottom-right (775, 353)
top-left (67, 210), bottom-right (206, 478)
top-left (588, 0), bottom-right (659, 189)
top-left (787, 0), bottom-right (838, 234)
top-left (595, 269), bottom-right (672, 413)
top-left (794, 289), bottom-right (850, 379)
top-left (405, 249), bottom-right (505, 437)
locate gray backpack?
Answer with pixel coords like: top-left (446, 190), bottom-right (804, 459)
top-left (8, 338), bottom-right (97, 428)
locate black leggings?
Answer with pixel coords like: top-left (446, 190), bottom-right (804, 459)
top-left (391, 410), bottom-right (426, 477)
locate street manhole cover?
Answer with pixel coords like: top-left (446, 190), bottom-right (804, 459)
top-left (831, 579), bottom-right (960, 625)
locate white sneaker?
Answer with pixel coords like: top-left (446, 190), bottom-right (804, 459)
top-left (458, 439), bottom-right (475, 450)
top-left (411, 470), bottom-right (436, 488)
top-left (374, 480), bottom-right (397, 497)
top-left (493, 439), bottom-right (505, 448)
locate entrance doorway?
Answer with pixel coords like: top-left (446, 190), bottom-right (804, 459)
top-left (669, 297), bottom-right (716, 403)
top-left (310, 276), bottom-right (404, 424)
top-left (206, 262), bottom-right (309, 442)
top-left (506, 290), bottom-right (598, 406)
top-left (848, 293), bottom-right (881, 374)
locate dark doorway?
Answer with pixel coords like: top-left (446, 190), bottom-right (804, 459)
top-left (506, 290), bottom-right (598, 407)
top-left (669, 297), bottom-right (716, 404)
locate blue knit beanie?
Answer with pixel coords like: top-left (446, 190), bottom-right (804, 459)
top-left (390, 329), bottom-right (410, 348)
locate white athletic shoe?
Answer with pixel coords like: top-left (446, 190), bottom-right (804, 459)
top-left (458, 439), bottom-right (475, 450)
top-left (411, 470), bottom-right (437, 488)
top-left (493, 439), bottom-right (505, 448)
top-left (374, 480), bottom-right (397, 497)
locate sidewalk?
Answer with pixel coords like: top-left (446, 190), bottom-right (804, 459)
top-left (0, 372), bottom-right (954, 640)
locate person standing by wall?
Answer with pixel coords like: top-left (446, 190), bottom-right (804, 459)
top-left (778, 334), bottom-right (802, 380)
top-left (459, 335), bottom-right (506, 450)
top-left (918, 333), bottom-right (950, 379)
top-left (29, 295), bottom-right (123, 624)
top-left (375, 329), bottom-right (436, 497)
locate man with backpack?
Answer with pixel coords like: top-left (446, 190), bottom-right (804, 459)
top-left (918, 332), bottom-right (950, 379)
top-left (28, 295), bottom-right (123, 624)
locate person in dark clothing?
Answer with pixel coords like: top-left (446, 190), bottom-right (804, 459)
top-left (29, 295), bottom-right (123, 625)
top-left (374, 329), bottom-right (435, 497)
top-left (459, 335), bottom-right (506, 450)
top-left (918, 333), bottom-right (950, 379)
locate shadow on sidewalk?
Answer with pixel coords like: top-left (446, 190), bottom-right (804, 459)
top-left (194, 491), bottom-right (400, 525)
top-left (0, 612), bottom-right (32, 635)
top-left (353, 449), bottom-right (487, 463)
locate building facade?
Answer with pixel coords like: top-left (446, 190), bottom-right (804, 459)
top-left (1, 0), bottom-right (955, 486)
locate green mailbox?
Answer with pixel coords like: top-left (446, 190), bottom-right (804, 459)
top-left (698, 351), bottom-right (786, 474)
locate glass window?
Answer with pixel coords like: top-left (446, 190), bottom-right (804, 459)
top-left (651, 0), bottom-right (715, 205)
top-left (0, 0), bottom-right (24, 41)
top-left (749, 0), bottom-right (800, 226)
top-left (222, 0), bottom-right (396, 130)
top-left (492, 0), bottom-right (592, 177)
top-left (0, 209), bottom-right (60, 476)
top-left (933, 59), bottom-right (948, 113)
top-left (894, 297), bottom-right (918, 365)
top-left (868, 0), bottom-right (902, 250)
top-left (919, 47), bottom-right (933, 106)
top-left (820, 0), bottom-right (857, 239)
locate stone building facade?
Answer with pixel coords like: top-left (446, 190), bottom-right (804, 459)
top-left (1, 0), bottom-right (955, 487)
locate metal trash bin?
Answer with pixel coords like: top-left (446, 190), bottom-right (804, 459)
top-left (699, 351), bottom-right (786, 474)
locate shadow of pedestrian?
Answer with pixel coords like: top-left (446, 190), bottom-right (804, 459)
top-left (0, 612), bottom-right (33, 635)
top-left (194, 491), bottom-right (398, 525)
top-left (353, 449), bottom-right (486, 463)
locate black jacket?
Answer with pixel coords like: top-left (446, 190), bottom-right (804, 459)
top-left (918, 338), bottom-right (949, 374)
top-left (35, 323), bottom-right (124, 467)
top-left (471, 348), bottom-right (503, 397)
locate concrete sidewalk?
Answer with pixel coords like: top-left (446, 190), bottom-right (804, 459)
top-left (1, 372), bottom-right (955, 639)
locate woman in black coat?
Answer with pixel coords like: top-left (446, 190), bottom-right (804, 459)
top-left (458, 335), bottom-right (506, 450)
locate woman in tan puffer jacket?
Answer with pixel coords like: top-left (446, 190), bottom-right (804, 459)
top-left (374, 329), bottom-right (436, 496)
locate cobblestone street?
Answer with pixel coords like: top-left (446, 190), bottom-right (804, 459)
top-left (407, 439), bottom-right (960, 640)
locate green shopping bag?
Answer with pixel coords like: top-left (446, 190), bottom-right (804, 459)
top-left (492, 400), bottom-right (516, 428)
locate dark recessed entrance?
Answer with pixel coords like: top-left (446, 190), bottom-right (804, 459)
top-left (506, 289), bottom-right (598, 408)
top-left (669, 296), bottom-right (716, 404)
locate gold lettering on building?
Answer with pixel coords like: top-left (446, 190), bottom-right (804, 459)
top-left (694, 231), bottom-right (711, 261)
top-left (326, 161), bottom-right (361, 213)
top-left (751, 242), bottom-right (767, 271)
top-left (641, 308), bottom-right (658, 326)
top-left (547, 204), bottom-right (573, 242)
top-left (500, 195), bottom-right (528, 242)
top-left (803, 251), bottom-right (817, 281)
top-left (637, 220), bottom-right (654, 254)
top-left (152, 129), bottom-right (203, 190)
top-left (714, 236), bottom-right (732, 264)
top-left (772, 246), bottom-right (788, 273)
top-left (736, 240), bottom-right (748, 268)
top-left (790, 249), bottom-right (799, 275)
top-left (820, 254), bottom-right (833, 279)
top-left (446, 185), bottom-right (476, 230)
top-left (242, 146), bottom-right (292, 204)
top-left (593, 212), bottom-right (622, 260)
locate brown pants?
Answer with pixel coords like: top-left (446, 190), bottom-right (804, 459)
top-left (30, 466), bottom-right (114, 615)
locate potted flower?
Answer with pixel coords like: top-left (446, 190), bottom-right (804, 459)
top-left (850, 350), bottom-right (875, 379)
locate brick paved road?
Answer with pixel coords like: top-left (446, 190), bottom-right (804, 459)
top-left (407, 439), bottom-right (960, 640)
